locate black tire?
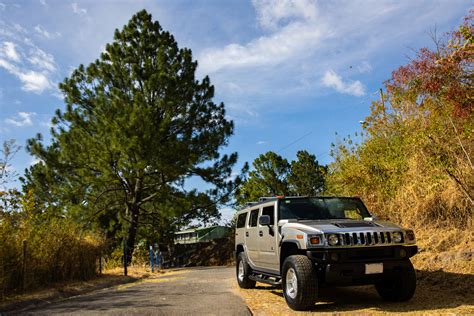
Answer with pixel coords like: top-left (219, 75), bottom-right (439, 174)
top-left (236, 252), bottom-right (256, 289)
top-left (375, 260), bottom-right (416, 301)
top-left (282, 255), bottom-right (318, 311)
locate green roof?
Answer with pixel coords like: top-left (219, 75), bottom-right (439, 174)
top-left (174, 225), bottom-right (223, 235)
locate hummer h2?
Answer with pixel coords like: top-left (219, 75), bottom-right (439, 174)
top-left (235, 196), bottom-right (417, 311)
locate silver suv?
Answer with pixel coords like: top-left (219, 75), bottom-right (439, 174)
top-left (235, 196), bottom-right (417, 311)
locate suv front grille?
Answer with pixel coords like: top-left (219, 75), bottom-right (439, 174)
top-left (328, 231), bottom-right (400, 247)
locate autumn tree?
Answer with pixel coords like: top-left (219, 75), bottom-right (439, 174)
top-left (24, 10), bottom-right (241, 260)
top-left (326, 13), bottom-right (473, 226)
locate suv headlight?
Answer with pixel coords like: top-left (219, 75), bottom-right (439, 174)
top-left (327, 234), bottom-right (339, 246)
top-left (392, 231), bottom-right (403, 243)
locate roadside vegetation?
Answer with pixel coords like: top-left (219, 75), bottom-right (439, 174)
top-left (326, 13), bottom-right (473, 274)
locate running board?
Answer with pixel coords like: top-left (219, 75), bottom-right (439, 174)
top-left (249, 273), bottom-right (282, 286)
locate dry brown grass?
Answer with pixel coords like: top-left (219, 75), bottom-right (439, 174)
top-left (237, 264), bottom-right (474, 315)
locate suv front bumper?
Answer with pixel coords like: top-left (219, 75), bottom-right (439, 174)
top-left (306, 245), bottom-right (417, 263)
top-left (322, 259), bottom-right (413, 285)
top-left (306, 246), bottom-right (417, 286)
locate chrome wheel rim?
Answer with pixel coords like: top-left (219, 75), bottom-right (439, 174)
top-left (286, 267), bottom-right (298, 299)
top-left (238, 260), bottom-right (244, 281)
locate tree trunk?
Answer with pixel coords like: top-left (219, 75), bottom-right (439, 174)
top-left (126, 204), bottom-right (140, 265)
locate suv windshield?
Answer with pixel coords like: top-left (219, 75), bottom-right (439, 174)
top-left (278, 197), bottom-right (371, 220)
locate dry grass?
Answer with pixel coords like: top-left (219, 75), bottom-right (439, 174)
top-left (237, 264), bottom-right (474, 315)
top-left (238, 277), bottom-right (474, 315)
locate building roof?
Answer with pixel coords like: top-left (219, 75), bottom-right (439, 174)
top-left (174, 225), bottom-right (227, 235)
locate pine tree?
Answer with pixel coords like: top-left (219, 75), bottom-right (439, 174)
top-left (24, 10), bottom-right (241, 260)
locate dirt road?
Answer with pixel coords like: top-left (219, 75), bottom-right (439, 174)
top-left (8, 267), bottom-right (250, 316)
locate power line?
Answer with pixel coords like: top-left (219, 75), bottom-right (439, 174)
top-left (276, 131), bottom-right (313, 153)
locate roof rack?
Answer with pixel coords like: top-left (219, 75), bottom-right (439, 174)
top-left (245, 201), bottom-right (259, 207)
top-left (258, 197), bottom-right (277, 202)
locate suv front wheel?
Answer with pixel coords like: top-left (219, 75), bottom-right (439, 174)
top-left (282, 255), bottom-right (318, 311)
top-left (236, 252), bottom-right (256, 289)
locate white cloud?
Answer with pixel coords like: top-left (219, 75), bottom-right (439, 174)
top-left (39, 0), bottom-right (47, 6)
top-left (5, 111), bottom-right (36, 127)
top-left (0, 58), bottom-right (53, 92)
top-left (0, 28), bottom-right (58, 94)
top-left (257, 140), bottom-right (268, 145)
top-left (71, 3), bottom-right (87, 16)
top-left (197, 0), bottom-right (468, 103)
top-left (1, 42), bottom-right (20, 62)
top-left (252, 0), bottom-right (317, 30)
top-left (34, 25), bottom-right (60, 39)
top-left (322, 70), bottom-right (365, 97)
top-left (18, 70), bottom-right (52, 92)
top-left (200, 21), bottom-right (324, 73)
top-left (27, 47), bottom-right (56, 72)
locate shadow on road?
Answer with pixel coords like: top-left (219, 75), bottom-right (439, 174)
top-left (268, 269), bottom-right (474, 313)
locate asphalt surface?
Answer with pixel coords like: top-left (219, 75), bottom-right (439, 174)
top-left (11, 267), bottom-right (250, 316)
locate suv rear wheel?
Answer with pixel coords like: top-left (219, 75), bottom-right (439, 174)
top-left (236, 252), bottom-right (256, 289)
top-left (282, 255), bottom-right (318, 311)
top-left (375, 260), bottom-right (416, 301)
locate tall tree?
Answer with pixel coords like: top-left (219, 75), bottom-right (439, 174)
top-left (236, 150), bottom-right (327, 206)
top-left (288, 150), bottom-right (326, 195)
top-left (24, 10), bottom-right (241, 259)
top-left (236, 151), bottom-right (290, 205)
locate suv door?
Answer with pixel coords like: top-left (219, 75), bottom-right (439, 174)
top-left (245, 208), bottom-right (260, 266)
top-left (258, 204), bottom-right (279, 271)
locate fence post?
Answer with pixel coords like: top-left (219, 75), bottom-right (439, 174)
top-left (123, 238), bottom-right (128, 276)
top-left (99, 255), bottom-right (102, 275)
top-left (22, 240), bottom-right (27, 292)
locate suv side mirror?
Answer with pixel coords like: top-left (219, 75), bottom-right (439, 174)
top-left (259, 215), bottom-right (271, 226)
top-left (259, 215), bottom-right (274, 236)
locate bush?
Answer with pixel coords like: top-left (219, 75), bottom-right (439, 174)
top-left (0, 210), bottom-right (104, 299)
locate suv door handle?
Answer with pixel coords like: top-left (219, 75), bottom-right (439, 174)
top-left (245, 231), bottom-right (249, 237)
top-left (259, 231), bottom-right (263, 237)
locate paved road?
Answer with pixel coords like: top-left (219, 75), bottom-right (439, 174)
top-left (12, 267), bottom-right (250, 316)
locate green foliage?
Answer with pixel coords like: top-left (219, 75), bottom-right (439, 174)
top-left (326, 15), bottom-right (473, 227)
top-left (236, 150), bottom-right (326, 206)
top-left (23, 10), bottom-right (242, 258)
top-left (288, 150), bottom-right (327, 196)
top-left (236, 151), bottom-right (290, 205)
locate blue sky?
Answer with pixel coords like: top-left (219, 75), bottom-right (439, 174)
top-left (0, 0), bottom-right (471, 220)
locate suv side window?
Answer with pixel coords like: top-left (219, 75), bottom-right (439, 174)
top-left (236, 212), bottom-right (247, 228)
top-left (261, 206), bottom-right (275, 225)
top-left (249, 209), bottom-right (259, 227)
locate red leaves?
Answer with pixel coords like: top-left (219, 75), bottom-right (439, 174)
top-left (386, 12), bottom-right (473, 118)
